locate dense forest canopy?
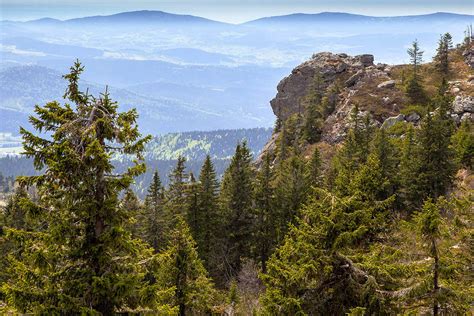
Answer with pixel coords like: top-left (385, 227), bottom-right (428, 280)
top-left (0, 33), bottom-right (473, 315)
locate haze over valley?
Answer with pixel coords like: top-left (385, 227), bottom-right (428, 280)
top-left (1, 10), bottom-right (472, 142)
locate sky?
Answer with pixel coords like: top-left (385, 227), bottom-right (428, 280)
top-left (1, 0), bottom-right (473, 23)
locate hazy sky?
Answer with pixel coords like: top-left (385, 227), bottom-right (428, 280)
top-left (1, 0), bottom-right (473, 23)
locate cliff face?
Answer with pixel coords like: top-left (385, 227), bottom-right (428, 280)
top-left (261, 46), bottom-right (474, 162)
top-left (270, 52), bottom-right (407, 144)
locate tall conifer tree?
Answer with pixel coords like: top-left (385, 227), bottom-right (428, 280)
top-left (3, 61), bottom-right (153, 314)
top-left (220, 142), bottom-right (255, 279)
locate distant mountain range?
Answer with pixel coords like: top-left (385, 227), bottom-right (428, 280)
top-left (6, 10), bottom-right (472, 26)
top-left (1, 10), bottom-right (472, 137)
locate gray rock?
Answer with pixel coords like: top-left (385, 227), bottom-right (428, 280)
top-left (345, 70), bottom-right (364, 87)
top-left (460, 112), bottom-right (474, 122)
top-left (452, 95), bottom-right (474, 114)
top-left (451, 114), bottom-right (461, 125)
top-left (406, 112), bottom-right (421, 123)
top-left (381, 114), bottom-right (405, 129)
top-left (335, 62), bottom-right (348, 73)
top-left (463, 46), bottom-right (474, 68)
top-left (377, 80), bottom-right (396, 89)
top-left (356, 54), bottom-right (374, 67)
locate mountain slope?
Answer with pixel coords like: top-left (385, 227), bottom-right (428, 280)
top-left (30, 10), bottom-right (230, 27)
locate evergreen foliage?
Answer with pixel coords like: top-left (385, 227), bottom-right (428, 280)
top-left (152, 217), bottom-right (217, 315)
top-left (2, 61), bottom-right (153, 314)
top-left (143, 171), bottom-right (166, 252)
top-left (194, 155), bottom-right (221, 274)
top-left (220, 142), bottom-right (255, 281)
top-left (405, 40), bottom-right (428, 104)
top-left (434, 33), bottom-right (453, 76)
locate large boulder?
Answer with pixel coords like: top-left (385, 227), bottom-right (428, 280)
top-left (377, 80), bottom-right (396, 89)
top-left (405, 112), bottom-right (421, 123)
top-left (356, 54), bottom-right (375, 67)
top-left (345, 70), bottom-right (364, 87)
top-left (381, 114), bottom-right (405, 129)
top-left (453, 95), bottom-right (474, 114)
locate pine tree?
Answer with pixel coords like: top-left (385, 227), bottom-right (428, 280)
top-left (152, 217), bottom-right (217, 315)
top-left (253, 154), bottom-right (276, 273)
top-left (220, 141), bottom-right (255, 279)
top-left (143, 171), bottom-right (166, 252)
top-left (2, 61), bottom-right (153, 314)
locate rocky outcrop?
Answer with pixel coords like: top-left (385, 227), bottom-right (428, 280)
top-left (453, 95), bottom-right (474, 114)
top-left (269, 52), bottom-right (405, 144)
top-left (463, 43), bottom-right (474, 68)
top-left (270, 52), bottom-right (381, 121)
top-left (258, 49), bottom-right (474, 165)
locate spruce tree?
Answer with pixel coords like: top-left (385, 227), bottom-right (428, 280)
top-left (370, 128), bottom-right (398, 199)
top-left (165, 156), bottom-right (188, 226)
top-left (407, 39), bottom-right (424, 76)
top-left (253, 154), bottom-right (276, 273)
top-left (406, 40), bottom-right (427, 104)
top-left (415, 199), bottom-right (442, 316)
top-left (143, 171), bottom-right (166, 252)
top-left (194, 155), bottom-right (220, 271)
top-left (2, 61), bottom-right (153, 314)
top-left (185, 172), bottom-right (199, 243)
top-left (302, 71), bottom-right (324, 144)
top-left (399, 125), bottom-right (421, 209)
top-left (121, 189), bottom-right (143, 237)
top-left (220, 141), bottom-right (255, 279)
top-left (273, 154), bottom-right (308, 240)
top-left (305, 146), bottom-right (323, 189)
top-left (153, 217), bottom-right (216, 315)
top-left (333, 106), bottom-right (373, 196)
top-left (416, 98), bottom-right (456, 200)
top-left (434, 33), bottom-right (453, 77)
top-left (451, 120), bottom-right (474, 169)
top-left (262, 189), bottom-right (389, 315)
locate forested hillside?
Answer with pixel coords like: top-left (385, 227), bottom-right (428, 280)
top-left (0, 32), bottom-right (473, 315)
top-left (0, 128), bottom-right (271, 198)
